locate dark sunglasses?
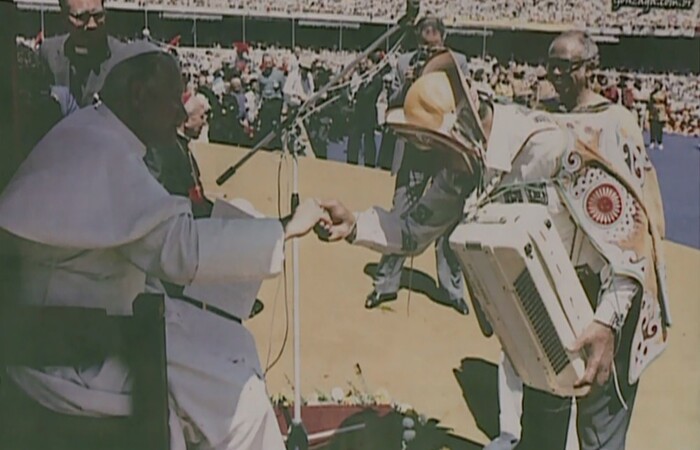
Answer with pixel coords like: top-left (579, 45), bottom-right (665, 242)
top-left (547, 57), bottom-right (589, 74)
top-left (69, 10), bottom-right (106, 25)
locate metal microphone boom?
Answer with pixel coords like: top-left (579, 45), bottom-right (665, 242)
top-left (215, 1), bottom-right (420, 186)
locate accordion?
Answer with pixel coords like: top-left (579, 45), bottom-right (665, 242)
top-left (449, 203), bottom-right (593, 397)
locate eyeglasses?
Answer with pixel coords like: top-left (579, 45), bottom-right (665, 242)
top-left (547, 57), bottom-right (588, 74)
top-left (69, 9), bottom-right (106, 26)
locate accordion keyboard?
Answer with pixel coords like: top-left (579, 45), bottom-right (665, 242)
top-left (514, 269), bottom-right (570, 375)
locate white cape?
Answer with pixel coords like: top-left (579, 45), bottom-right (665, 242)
top-left (0, 104), bottom-right (191, 248)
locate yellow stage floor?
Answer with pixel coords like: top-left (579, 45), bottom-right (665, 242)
top-left (194, 143), bottom-right (700, 449)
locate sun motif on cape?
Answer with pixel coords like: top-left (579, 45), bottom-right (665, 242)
top-left (585, 183), bottom-right (623, 226)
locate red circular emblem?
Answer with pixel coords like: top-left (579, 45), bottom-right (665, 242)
top-left (585, 183), bottom-right (623, 225)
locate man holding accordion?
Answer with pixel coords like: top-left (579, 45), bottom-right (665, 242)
top-left (317, 49), bottom-right (670, 450)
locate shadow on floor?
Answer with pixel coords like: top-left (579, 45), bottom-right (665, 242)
top-left (363, 263), bottom-right (458, 312)
top-left (316, 408), bottom-right (483, 450)
top-left (453, 357), bottom-right (574, 450)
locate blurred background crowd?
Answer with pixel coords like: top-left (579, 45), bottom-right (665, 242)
top-left (101, 0), bottom-right (699, 35)
top-left (12, 0), bottom-right (700, 169)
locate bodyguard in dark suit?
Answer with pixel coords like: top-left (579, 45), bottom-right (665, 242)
top-left (347, 53), bottom-right (385, 167)
top-left (40, 0), bottom-right (127, 107)
top-left (367, 15), bottom-right (469, 315)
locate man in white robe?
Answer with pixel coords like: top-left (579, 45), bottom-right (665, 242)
top-left (486, 31), bottom-right (668, 450)
top-left (0, 44), bottom-right (327, 450)
top-left (316, 52), bottom-right (669, 450)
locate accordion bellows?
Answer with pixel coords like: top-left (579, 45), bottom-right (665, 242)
top-left (450, 204), bottom-right (593, 397)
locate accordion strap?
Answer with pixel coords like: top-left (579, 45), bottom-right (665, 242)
top-left (463, 170), bottom-right (504, 221)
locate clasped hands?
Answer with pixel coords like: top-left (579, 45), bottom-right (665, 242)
top-left (283, 198), bottom-right (355, 241)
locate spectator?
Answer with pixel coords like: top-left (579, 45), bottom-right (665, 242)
top-left (347, 55), bottom-right (384, 167)
top-left (257, 53), bottom-right (286, 149)
top-left (472, 67), bottom-right (495, 99)
top-left (511, 65), bottom-right (533, 106)
top-left (648, 81), bottom-right (670, 150)
top-left (494, 72), bottom-right (514, 101)
top-left (533, 65), bottom-right (557, 110)
top-left (601, 74), bottom-right (620, 104)
top-left (283, 56), bottom-right (315, 109)
top-left (621, 76), bottom-right (636, 110)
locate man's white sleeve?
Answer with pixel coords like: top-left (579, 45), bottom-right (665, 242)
top-left (118, 214), bottom-right (284, 286)
top-left (594, 275), bottom-right (638, 331)
top-left (352, 169), bottom-right (474, 255)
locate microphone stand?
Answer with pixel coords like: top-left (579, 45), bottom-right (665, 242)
top-left (283, 123), bottom-right (309, 450)
top-left (212, 5), bottom-right (421, 450)
top-left (215, 15), bottom-right (412, 186)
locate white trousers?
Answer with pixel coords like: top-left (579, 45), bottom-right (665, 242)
top-left (9, 298), bottom-right (285, 450)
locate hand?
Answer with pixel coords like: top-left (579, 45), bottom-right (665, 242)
top-left (570, 321), bottom-right (616, 388)
top-left (316, 199), bottom-right (356, 242)
top-left (284, 199), bottom-right (329, 240)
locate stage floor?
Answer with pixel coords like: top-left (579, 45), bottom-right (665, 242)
top-left (194, 143), bottom-right (700, 449)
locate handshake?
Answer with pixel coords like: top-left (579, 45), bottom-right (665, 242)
top-left (283, 198), bottom-right (356, 242)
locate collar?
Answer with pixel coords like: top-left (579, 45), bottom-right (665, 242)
top-left (570, 100), bottom-right (613, 114)
top-left (94, 103), bottom-right (147, 158)
top-left (483, 103), bottom-right (517, 172)
top-left (177, 129), bottom-right (191, 143)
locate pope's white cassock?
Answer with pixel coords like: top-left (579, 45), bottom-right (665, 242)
top-left (0, 103), bottom-right (287, 450)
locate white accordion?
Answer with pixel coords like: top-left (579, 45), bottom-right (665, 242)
top-left (449, 203), bottom-right (593, 397)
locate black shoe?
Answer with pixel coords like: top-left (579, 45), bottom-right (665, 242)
top-left (365, 290), bottom-right (398, 309)
top-left (249, 299), bottom-right (264, 319)
top-left (451, 297), bottom-right (470, 315)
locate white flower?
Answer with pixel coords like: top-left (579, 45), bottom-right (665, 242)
top-left (330, 387), bottom-right (345, 403)
top-left (395, 403), bottom-right (413, 414)
top-left (373, 388), bottom-right (391, 404)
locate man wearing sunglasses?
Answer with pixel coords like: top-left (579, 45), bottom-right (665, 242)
top-left (487, 31), bottom-right (667, 450)
top-left (318, 48), bottom-right (669, 450)
top-left (40, 0), bottom-right (127, 107)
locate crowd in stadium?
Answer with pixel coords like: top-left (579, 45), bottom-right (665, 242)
top-left (163, 42), bottom-right (700, 159)
top-left (105, 0), bottom-right (699, 34)
top-left (15, 28), bottom-right (699, 158)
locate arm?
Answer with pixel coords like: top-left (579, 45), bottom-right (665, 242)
top-left (594, 276), bottom-right (638, 331)
top-left (326, 169), bottom-right (476, 255)
top-left (119, 214), bottom-right (285, 285)
top-left (388, 57), bottom-right (406, 107)
top-left (119, 199), bottom-right (326, 285)
top-left (282, 74), bottom-right (296, 101)
top-left (572, 276), bottom-right (639, 388)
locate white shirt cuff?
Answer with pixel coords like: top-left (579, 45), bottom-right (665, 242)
top-left (594, 276), bottom-right (638, 331)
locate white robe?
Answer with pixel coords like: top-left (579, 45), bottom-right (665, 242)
top-left (0, 104), bottom-right (286, 450)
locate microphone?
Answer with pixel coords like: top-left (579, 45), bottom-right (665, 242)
top-left (216, 0), bottom-right (419, 187)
